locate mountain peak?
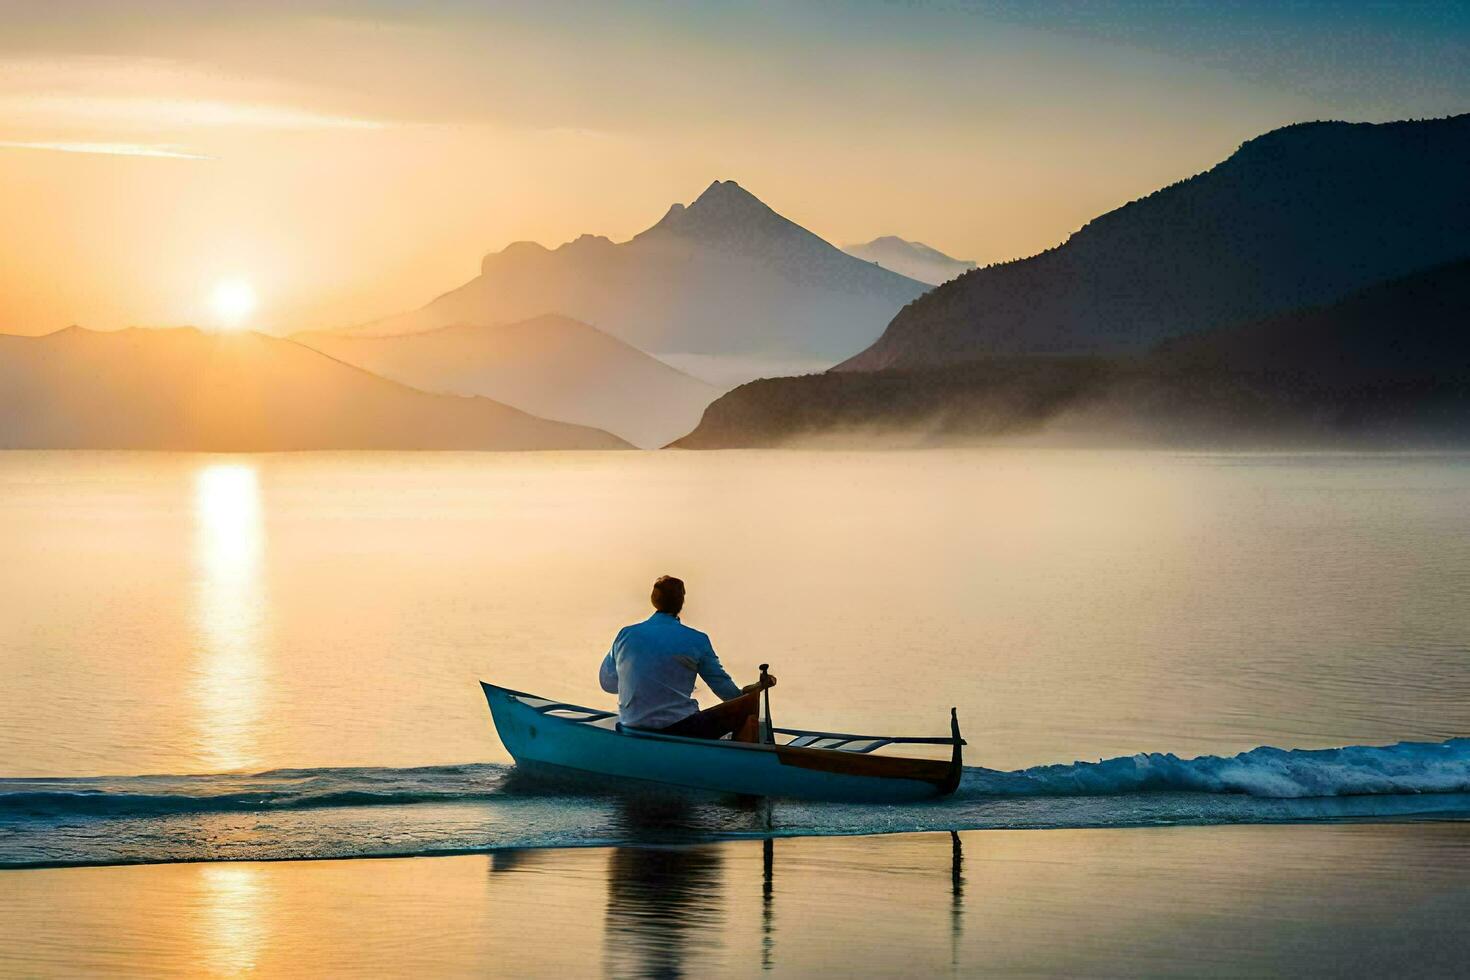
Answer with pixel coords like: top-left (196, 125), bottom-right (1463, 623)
top-left (481, 239), bottom-right (549, 274)
top-left (354, 176), bottom-right (927, 371)
top-left (559, 233), bottom-right (614, 253)
top-left (640, 178), bottom-right (792, 245)
top-left (685, 179), bottom-right (779, 226)
top-left (842, 236), bottom-right (977, 286)
top-left (48, 324), bottom-right (92, 338)
top-left (691, 178), bottom-right (763, 209)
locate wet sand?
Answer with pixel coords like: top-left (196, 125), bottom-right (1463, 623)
top-left (4, 823), bottom-right (1470, 977)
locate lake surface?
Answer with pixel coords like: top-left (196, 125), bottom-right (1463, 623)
top-left (3, 450), bottom-right (1470, 866)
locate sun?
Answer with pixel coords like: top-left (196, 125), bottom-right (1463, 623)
top-left (208, 279), bottom-right (258, 330)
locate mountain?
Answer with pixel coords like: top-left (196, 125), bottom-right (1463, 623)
top-left (0, 326), bottom-right (629, 451)
top-left (673, 259), bottom-right (1470, 449)
top-left (299, 315), bottom-right (718, 449)
top-left (350, 180), bottom-right (928, 385)
top-left (1153, 258), bottom-right (1470, 380)
top-left (842, 236), bottom-right (976, 285)
top-left (842, 114), bottom-right (1470, 371)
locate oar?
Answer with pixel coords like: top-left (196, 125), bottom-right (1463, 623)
top-left (758, 663), bottom-right (774, 744)
top-left (759, 663), bottom-right (777, 828)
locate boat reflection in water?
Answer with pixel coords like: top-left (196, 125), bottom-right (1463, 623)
top-left (594, 795), bottom-right (965, 976)
top-left (762, 837), bottom-right (775, 971)
top-left (950, 830), bottom-right (965, 969)
top-left (479, 787), bottom-right (971, 976)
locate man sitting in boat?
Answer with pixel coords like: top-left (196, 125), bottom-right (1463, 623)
top-left (599, 575), bottom-right (775, 740)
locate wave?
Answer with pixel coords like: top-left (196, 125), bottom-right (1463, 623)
top-left (962, 737), bottom-right (1470, 799)
top-left (0, 764), bottom-right (510, 819)
top-left (4, 739), bottom-right (1469, 869)
top-left (6, 739), bottom-right (1468, 821)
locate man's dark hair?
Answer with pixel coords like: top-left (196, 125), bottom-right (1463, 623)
top-left (651, 575), bottom-right (685, 615)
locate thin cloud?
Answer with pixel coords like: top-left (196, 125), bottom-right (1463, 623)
top-left (0, 140), bottom-right (214, 160)
top-left (0, 95), bottom-right (387, 131)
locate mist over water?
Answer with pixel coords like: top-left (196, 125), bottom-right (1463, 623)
top-left (2, 449), bottom-right (1469, 865)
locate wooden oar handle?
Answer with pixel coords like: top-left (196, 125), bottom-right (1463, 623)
top-left (758, 664), bottom-right (774, 744)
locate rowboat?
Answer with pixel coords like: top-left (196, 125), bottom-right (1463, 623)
top-left (479, 679), bottom-right (965, 803)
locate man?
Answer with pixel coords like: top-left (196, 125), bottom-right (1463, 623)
top-left (599, 575), bottom-right (775, 740)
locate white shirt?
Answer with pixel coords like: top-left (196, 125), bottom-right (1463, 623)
top-left (598, 612), bottom-right (743, 728)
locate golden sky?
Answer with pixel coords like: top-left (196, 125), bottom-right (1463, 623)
top-left (1, 1), bottom-right (1465, 335)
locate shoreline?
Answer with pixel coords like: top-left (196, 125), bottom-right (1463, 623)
top-left (6, 803), bottom-right (1470, 873)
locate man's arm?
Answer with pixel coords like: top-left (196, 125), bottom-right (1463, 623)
top-left (696, 639), bottom-right (745, 702)
top-left (599, 642), bottom-right (619, 694)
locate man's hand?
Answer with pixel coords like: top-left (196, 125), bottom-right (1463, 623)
top-left (742, 673), bottom-right (776, 694)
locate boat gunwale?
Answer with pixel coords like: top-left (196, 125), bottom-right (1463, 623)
top-left (479, 680), bottom-right (963, 758)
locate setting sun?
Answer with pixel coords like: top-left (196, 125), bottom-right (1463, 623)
top-left (208, 279), bottom-right (257, 330)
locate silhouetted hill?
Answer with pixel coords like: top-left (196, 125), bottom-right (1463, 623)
top-left (300, 315), bottom-right (718, 448)
top-left (1155, 258), bottom-right (1470, 380)
top-left (843, 236), bottom-right (976, 285)
top-left (0, 327), bottom-right (629, 451)
top-left (349, 180), bottom-right (927, 385)
top-left (673, 260), bottom-right (1470, 448)
top-left (843, 114), bottom-right (1470, 371)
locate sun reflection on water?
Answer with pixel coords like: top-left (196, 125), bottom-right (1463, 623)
top-left (192, 463), bottom-right (268, 773)
top-left (194, 863), bottom-right (270, 975)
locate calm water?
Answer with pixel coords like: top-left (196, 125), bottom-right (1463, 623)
top-left (6, 826), bottom-right (1470, 977)
top-left (3, 450), bottom-right (1470, 865)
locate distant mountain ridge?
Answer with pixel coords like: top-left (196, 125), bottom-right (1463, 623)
top-left (0, 327), bottom-right (628, 451)
top-left (347, 180), bottom-right (928, 384)
top-left (843, 236), bottom-right (976, 285)
top-left (300, 315), bottom-right (717, 448)
top-left (675, 259), bottom-right (1470, 449)
top-left (843, 114), bottom-right (1470, 371)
